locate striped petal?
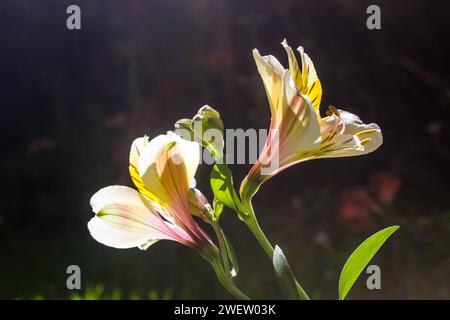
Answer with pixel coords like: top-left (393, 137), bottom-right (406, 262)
top-left (129, 136), bottom-right (159, 203)
top-left (318, 110), bottom-right (382, 158)
top-left (282, 39), bottom-right (322, 110)
top-left (138, 132), bottom-right (200, 188)
top-left (241, 40), bottom-right (382, 197)
top-left (138, 132), bottom-right (202, 231)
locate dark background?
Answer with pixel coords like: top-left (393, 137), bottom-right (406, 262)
top-left (0, 0), bottom-right (449, 299)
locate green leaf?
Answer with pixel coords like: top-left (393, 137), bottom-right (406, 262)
top-left (338, 226), bottom-right (399, 300)
top-left (273, 245), bottom-right (301, 300)
top-left (210, 164), bottom-right (245, 218)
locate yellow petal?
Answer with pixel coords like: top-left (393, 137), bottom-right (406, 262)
top-left (297, 46), bottom-right (322, 110)
top-left (129, 136), bottom-right (158, 203)
top-left (130, 136), bottom-right (149, 169)
top-left (282, 39), bottom-right (302, 90)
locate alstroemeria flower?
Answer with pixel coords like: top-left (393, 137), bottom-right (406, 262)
top-left (241, 40), bottom-right (382, 194)
top-left (88, 132), bottom-right (213, 252)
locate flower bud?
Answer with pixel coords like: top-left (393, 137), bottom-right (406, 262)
top-left (174, 118), bottom-right (195, 141)
top-left (192, 105), bottom-right (224, 160)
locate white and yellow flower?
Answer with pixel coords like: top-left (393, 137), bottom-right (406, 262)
top-left (241, 40), bottom-right (382, 195)
top-left (88, 132), bottom-right (213, 251)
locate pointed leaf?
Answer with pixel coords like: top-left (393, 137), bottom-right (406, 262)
top-left (339, 226), bottom-right (399, 300)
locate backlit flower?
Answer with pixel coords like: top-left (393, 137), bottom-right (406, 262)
top-left (241, 40), bottom-right (382, 197)
top-left (88, 132), bottom-right (214, 253)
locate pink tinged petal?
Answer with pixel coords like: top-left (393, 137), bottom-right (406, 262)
top-left (261, 94), bottom-right (320, 177)
top-left (188, 188), bottom-right (213, 222)
top-left (139, 139), bottom-right (190, 221)
top-left (155, 143), bottom-right (210, 243)
top-left (138, 135), bottom-right (211, 245)
top-left (138, 132), bottom-right (200, 189)
top-left (88, 216), bottom-right (156, 249)
top-left (159, 147), bottom-right (212, 245)
top-left (89, 185), bottom-right (183, 249)
top-left (320, 114), bottom-right (345, 137)
top-left (278, 91), bottom-right (321, 154)
top-left (156, 143), bottom-right (190, 208)
top-left (244, 92), bottom-right (322, 180)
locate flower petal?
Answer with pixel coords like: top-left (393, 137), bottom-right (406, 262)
top-left (188, 188), bottom-right (213, 222)
top-left (129, 136), bottom-right (158, 202)
top-left (282, 39), bottom-right (302, 90)
top-left (139, 134), bottom-right (201, 232)
top-left (88, 216), bottom-right (155, 249)
top-left (318, 119), bottom-right (382, 158)
top-left (175, 134), bottom-right (201, 184)
top-left (89, 185), bottom-right (174, 249)
top-left (253, 49), bottom-right (285, 122)
top-left (138, 132), bottom-right (200, 186)
top-left (297, 46), bottom-right (322, 109)
top-left (129, 136), bottom-right (149, 169)
top-left (278, 79), bottom-right (321, 154)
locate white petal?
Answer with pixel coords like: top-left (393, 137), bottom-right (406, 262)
top-left (138, 134), bottom-right (172, 177)
top-left (90, 185), bottom-right (150, 215)
top-left (89, 185), bottom-right (173, 249)
top-left (281, 91), bottom-right (321, 153)
top-left (253, 49), bottom-right (286, 121)
top-left (88, 216), bottom-right (153, 249)
top-left (319, 122), bottom-right (382, 158)
top-left (175, 134), bottom-right (200, 183)
top-left (339, 110), bottom-right (362, 125)
top-left (129, 136), bottom-right (149, 169)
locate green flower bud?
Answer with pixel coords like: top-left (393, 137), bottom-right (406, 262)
top-left (192, 105), bottom-right (224, 160)
top-left (174, 118), bottom-right (195, 141)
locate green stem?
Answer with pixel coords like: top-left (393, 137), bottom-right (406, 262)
top-left (245, 213), bottom-right (274, 258)
top-left (242, 195), bottom-right (310, 300)
top-left (208, 256), bottom-right (250, 300)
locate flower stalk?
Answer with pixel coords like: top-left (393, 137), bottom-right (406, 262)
top-left (200, 243), bottom-right (249, 300)
top-left (241, 191), bottom-right (310, 300)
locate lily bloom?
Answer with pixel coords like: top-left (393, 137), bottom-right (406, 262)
top-left (88, 132), bottom-right (214, 254)
top-left (240, 40), bottom-right (382, 196)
